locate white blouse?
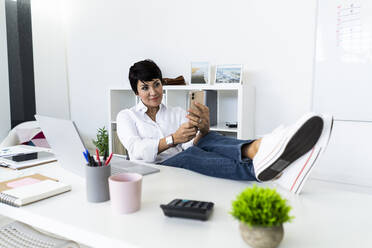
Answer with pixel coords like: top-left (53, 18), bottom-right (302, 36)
top-left (116, 100), bottom-right (194, 163)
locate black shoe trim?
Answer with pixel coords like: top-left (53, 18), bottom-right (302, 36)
top-left (257, 116), bottom-right (324, 181)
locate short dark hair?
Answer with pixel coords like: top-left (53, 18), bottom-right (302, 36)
top-left (128, 59), bottom-right (162, 94)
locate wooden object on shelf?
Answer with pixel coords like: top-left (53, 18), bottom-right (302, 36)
top-left (162, 76), bottom-right (186, 86)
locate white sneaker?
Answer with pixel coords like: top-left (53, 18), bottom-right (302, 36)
top-left (274, 114), bottom-right (334, 194)
top-left (253, 113), bottom-right (324, 182)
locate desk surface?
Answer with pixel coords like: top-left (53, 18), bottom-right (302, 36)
top-left (0, 162), bottom-right (372, 248)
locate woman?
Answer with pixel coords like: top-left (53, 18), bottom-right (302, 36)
top-left (117, 60), bottom-right (324, 181)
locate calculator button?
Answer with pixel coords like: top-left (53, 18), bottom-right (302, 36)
top-left (169, 199), bottom-right (181, 206)
top-left (201, 202), bottom-right (209, 209)
top-left (177, 200), bottom-right (189, 207)
top-left (194, 201), bottom-right (202, 208)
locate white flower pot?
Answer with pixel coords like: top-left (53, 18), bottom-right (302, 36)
top-left (239, 222), bottom-right (284, 248)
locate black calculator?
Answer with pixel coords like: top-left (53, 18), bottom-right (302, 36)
top-left (160, 199), bottom-right (214, 221)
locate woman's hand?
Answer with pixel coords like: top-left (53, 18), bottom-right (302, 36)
top-left (187, 102), bottom-right (210, 135)
top-left (173, 122), bottom-right (198, 145)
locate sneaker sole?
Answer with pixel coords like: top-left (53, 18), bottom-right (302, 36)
top-left (257, 116), bottom-right (324, 181)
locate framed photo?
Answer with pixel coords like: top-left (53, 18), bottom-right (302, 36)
top-left (215, 64), bottom-right (243, 84)
top-left (191, 62), bottom-right (210, 84)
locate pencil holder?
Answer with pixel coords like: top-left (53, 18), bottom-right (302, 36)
top-left (85, 164), bottom-right (111, 203)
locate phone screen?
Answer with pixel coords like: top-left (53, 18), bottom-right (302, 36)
top-left (2, 151), bottom-right (54, 163)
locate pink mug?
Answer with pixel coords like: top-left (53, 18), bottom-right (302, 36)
top-left (108, 173), bottom-right (142, 214)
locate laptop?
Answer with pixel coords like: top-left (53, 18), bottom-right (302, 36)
top-left (35, 115), bottom-right (160, 177)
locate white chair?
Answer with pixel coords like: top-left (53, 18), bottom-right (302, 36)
top-left (0, 221), bottom-right (79, 248)
top-left (0, 121), bottom-right (40, 148)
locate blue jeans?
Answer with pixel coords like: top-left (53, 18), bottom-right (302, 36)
top-left (161, 131), bottom-right (257, 181)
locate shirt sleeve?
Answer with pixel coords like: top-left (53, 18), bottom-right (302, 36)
top-left (181, 138), bottom-right (194, 151)
top-left (177, 107), bottom-right (195, 151)
top-left (116, 110), bottom-right (159, 163)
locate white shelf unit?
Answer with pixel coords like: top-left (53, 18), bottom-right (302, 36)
top-left (109, 84), bottom-right (255, 156)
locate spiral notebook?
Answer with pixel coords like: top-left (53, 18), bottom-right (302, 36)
top-left (0, 174), bottom-right (71, 207)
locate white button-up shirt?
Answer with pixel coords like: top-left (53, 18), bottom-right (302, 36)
top-left (116, 100), bottom-right (194, 163)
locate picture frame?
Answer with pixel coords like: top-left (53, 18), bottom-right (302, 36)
top-left (214, 64), bottom-right (243, 84)
top-left (190, 62), bottom-right (210, 84)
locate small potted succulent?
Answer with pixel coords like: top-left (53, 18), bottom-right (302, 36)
top-left (231, 185), bottom-right (293, 248)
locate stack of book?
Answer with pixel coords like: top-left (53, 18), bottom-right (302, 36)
top-left (0, 174), bottom-right (71, 207)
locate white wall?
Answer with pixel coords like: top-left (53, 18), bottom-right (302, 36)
top-left (29, 0), bottom-right (372, 189)
top-left (31, 0), bottom-right (70, 120)
top-left (0, 0), bottom-right (11, 141)
top-left (61, 0), bottom-right (317, 145)
top-left (312, 120), bottom-right (372, 187)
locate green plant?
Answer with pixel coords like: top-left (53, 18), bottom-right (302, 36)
top-left (92, 126), bottom-right (108, 156)
top-left (231, 185), bottom-right (294, 227)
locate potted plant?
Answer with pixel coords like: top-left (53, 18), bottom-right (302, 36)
top-left (92, 127), bottom-right (108, 156)
top-left (230, 185), bottom-right (293, 248)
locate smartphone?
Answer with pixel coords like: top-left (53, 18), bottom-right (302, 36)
top-left (188, 90), bottom-right (205, 110)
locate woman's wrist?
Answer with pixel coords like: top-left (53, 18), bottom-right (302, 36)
top-left (193, 131), bottom-right (203, 145)
top-left (200, 124), bottom-right (210, 135)
top-left (171, 134), bottom-right (176, 145)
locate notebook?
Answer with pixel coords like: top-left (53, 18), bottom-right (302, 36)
top-left (0, 145), bottom-right (56, 170)
top-left (0, 174), bottom-right (71, 207)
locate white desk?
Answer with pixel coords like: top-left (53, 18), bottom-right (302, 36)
top-left (0, 162), bottom-right (372, 248)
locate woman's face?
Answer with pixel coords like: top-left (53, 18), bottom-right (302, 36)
top-left (137, 79), bottom-right (163, 109)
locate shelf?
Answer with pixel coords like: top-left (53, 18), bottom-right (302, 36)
top-left (109, 84), bottom-right (255, 155)
top-left (110, 84), bottom-right (242, 92)
top-left (210, 123), bottom-right (237, 132)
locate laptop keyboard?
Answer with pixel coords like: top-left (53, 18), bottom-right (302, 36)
top-left (109, 160), bottom-right (160, 176)
top-left (111, 166), bottom-right (127, 175)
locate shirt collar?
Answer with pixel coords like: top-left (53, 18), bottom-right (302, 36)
top-left (135, 100), bottom-right (166, 114)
